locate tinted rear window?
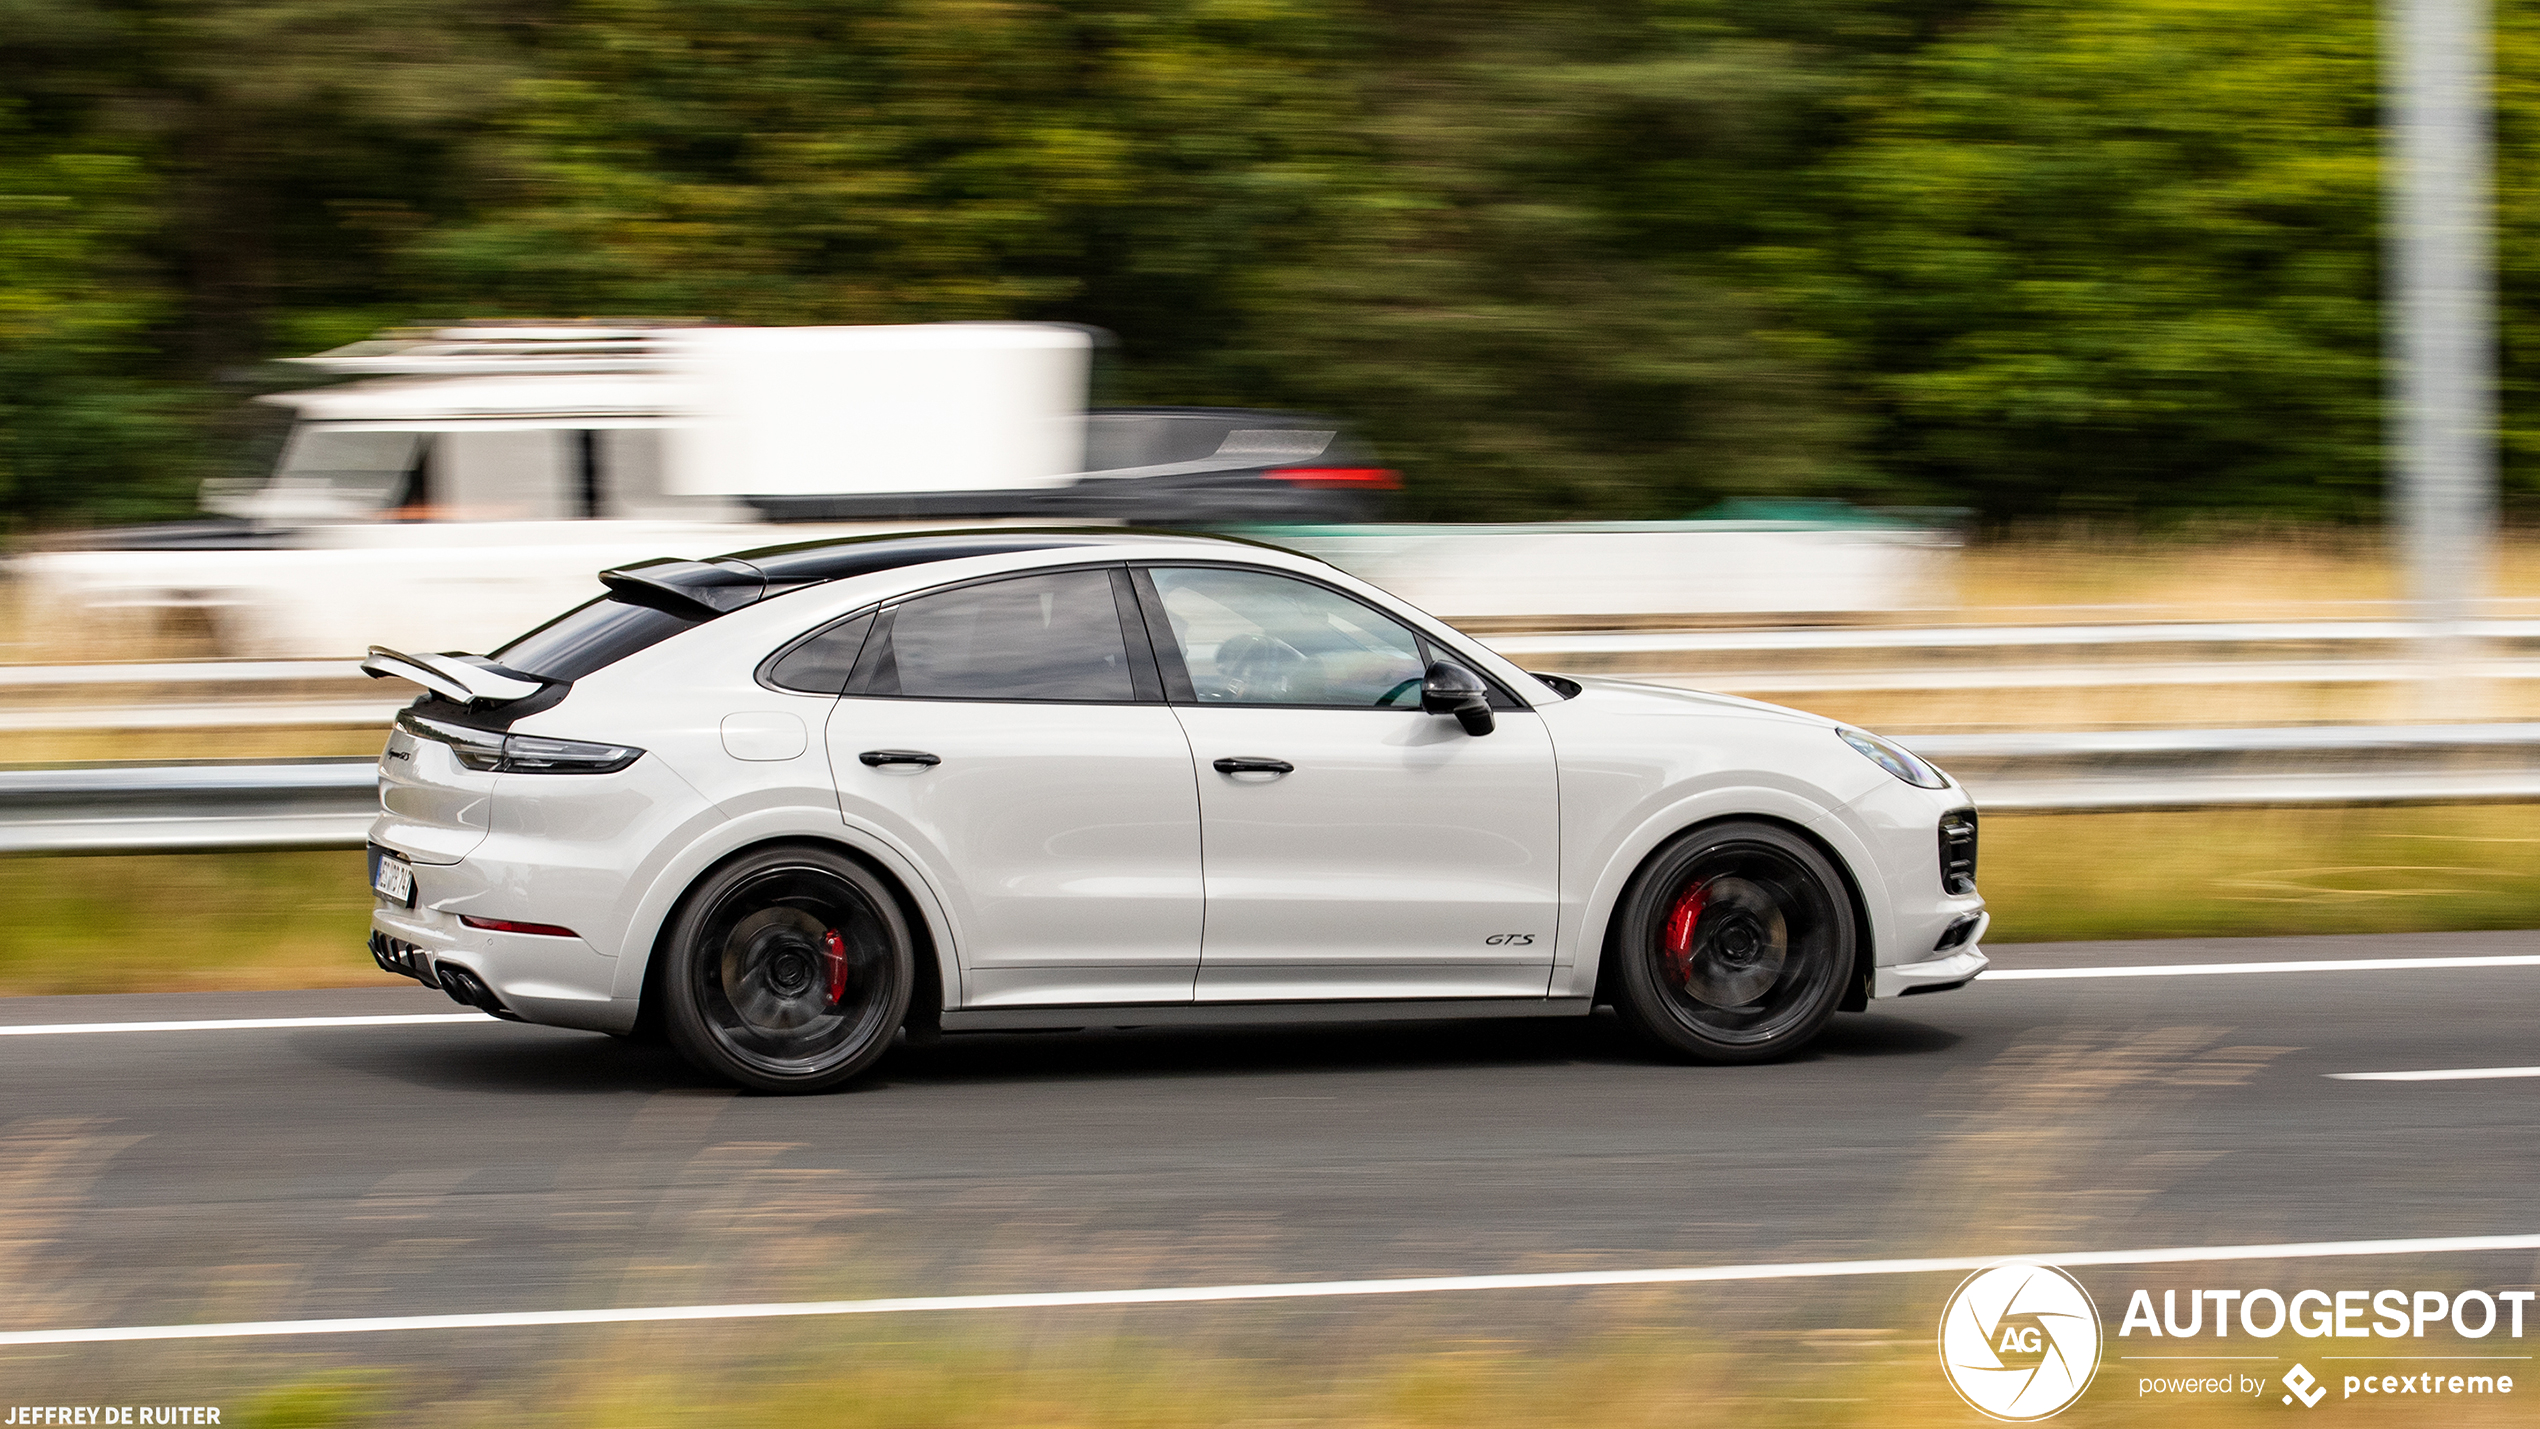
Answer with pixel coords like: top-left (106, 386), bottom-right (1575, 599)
top-left (493, 597), bottom-right (703, 682)
top-left (861, 570), bottom-right (1134, 702)
top-left (764, 610), bottom-right (875, 694)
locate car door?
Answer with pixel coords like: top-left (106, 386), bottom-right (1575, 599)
top-left (1136, 564), bottom-right (1560, 1001)
top-left (822, 565), bottom-right (1204, 1007)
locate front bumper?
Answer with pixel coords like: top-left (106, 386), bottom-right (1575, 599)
top-left (1874, 945), bottom-right (1988, 998)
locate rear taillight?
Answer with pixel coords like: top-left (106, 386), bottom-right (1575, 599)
top-left (1265, 467), bottom-right (1402, 489)
top-left (501, 734), bottom-right (644, 774)
top-left (408, 716), bottom-right (506, 771)
top-left (1938, 809), bottom-right (1979, 895)
top-left (461, 916), bottom-right (580, 938)
top-left (398, 712), bottom-right (642, 774)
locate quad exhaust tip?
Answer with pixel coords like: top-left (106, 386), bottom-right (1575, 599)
top-left (434, 963), bottom-right (525, 1022)
top-left (370, 930), bottom-right (525, 1021)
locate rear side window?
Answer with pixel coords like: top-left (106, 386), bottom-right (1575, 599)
top-left (493, 597), bottom-right (703, 682)
top-left (856, 570), bottom-right (1134, 702)
top-left (763, 611), bottom-right (875, 694)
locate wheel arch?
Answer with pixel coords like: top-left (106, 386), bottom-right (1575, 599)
top-left (1586, 811), bottom-right (1879, 1014)
top-left (619, 818), bottom-right (961, 1035)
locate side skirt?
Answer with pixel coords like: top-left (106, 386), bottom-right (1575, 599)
top-left (939, 997), bottom-right (1595, 1034)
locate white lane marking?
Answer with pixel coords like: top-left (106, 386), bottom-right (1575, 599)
top-left (2330, 1065), bottom-right (2540, 1082)
top-left (0, 1013), bottom-right (491, 1038)
top-left (8, 953), bottom-right (2532, 1032)
top-left (3, 1231), bottom-right (2535, 1348)
top-left (1986, 954), bottom-right (2540, 981)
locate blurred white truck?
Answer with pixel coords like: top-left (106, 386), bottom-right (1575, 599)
top-left (12, 320), bottom-right (1955, 659)
top-left (14, 322), bottom-right (1396, 656)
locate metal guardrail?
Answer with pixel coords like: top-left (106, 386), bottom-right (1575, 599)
top-left (1486, 619), bottom-right (2540, 695)
top-left (0, 659), bottom-right (364, 687)
top-left (1899, 724), bottom-right (2540, 812)
top-left (7, 619), bottom-right (2539, 680)
top-left (8, 724), bottom-right (2540, 853)
top-left (0, 701), bottom-right (407, 733)
top-left (0, 760), bottom-right (378, 853)
top-left (10, 618), bottom-right (2540, 728)
top-left (0, 658), bottom-right (401, 732)
top-left (1495, 617), bottom-right (2540, 655)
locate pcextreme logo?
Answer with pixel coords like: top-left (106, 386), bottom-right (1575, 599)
top-left (1939, 1263), bottom-right (2103, 1421)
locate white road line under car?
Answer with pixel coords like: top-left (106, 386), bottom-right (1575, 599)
top-left (1985, 954), bottom-right (2540, 981)
top-left (2330, 1065), bottom-right (2540, 1082)
top-left (6, 954), bottom-right (2538, 1033)
top-left (4, 1231), bottom-right (2536, 1348)
top-left (0, 1013), bottom-right (491, 1037)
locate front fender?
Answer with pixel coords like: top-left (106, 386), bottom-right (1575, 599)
top-left (1551, 784), bottom-right (1889, 999)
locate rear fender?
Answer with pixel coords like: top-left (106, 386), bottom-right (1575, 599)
top-left (612, 806), bottom-right (963, 1014)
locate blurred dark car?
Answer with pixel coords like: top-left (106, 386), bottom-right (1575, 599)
top-left (745, 407), bottom-right (1399, 526)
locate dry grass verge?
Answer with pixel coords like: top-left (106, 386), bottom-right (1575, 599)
top-left (47, 1313), bottom-right (2534, 1429)
top-left (0, 849), bottom-right (390, 995)
top-left (4, 804), bottom-right (2539, 996)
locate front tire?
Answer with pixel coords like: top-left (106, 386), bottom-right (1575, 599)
top-left (660, 845), bottom-right (915, 1093)
top-left (1607, 821), bottom-right (1855, 1064)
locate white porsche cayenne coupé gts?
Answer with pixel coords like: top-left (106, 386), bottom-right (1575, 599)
top-left (362, 530), bottom-right (1986, 1092)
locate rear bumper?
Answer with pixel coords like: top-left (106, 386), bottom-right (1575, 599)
top-left (369, 903), bottom-right (634, 1034)
top-left (368, 927), bottom-right (441, 988)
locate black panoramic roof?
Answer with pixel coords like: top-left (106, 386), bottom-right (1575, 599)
top-left (596, 528), bottom-right (1254, 621)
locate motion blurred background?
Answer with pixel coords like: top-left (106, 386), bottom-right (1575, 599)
top-left (0, 0), bottom-right (2510, 528)
top-left (8, 0), bottom-right (2540, 981)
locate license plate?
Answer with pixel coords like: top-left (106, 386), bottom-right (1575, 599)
top-left (370, 850), bottom-right (415, 907)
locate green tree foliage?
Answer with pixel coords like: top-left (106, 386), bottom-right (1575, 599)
top-left (1, 0), bottom-right (2536, 528)
top-left (0, 108), bottom-right (199, 525)
top-left (1797, 0), bottom-right (2388, 519)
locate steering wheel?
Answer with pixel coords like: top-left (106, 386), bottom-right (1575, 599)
top-left (1215, 632), bottom-right (1309, 700)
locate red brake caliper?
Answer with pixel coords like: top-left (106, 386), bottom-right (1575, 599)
top-left (1662, 883), bottom-right (1707, 986)
top-left (822, 928), bottom-right (851, 1005)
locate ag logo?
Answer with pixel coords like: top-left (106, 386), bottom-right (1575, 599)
top-left (1939, 1262), bottom-right (2102, 1420)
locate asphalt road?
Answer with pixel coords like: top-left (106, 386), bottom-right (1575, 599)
top-left (2, 930), bottom-right (2535, 1378)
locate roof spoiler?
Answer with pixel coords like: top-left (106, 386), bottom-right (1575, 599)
top-left (361, 647), bottom-right (552, 706)
top-left (598, 557), bottom-right (771, 621)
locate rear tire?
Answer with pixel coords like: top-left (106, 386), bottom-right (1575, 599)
top-left (1607, 821), bottom-right (1855, 1064)
top-left (660, 845), bottom-right (914, 1093)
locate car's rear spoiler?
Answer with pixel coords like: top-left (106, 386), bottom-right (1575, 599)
top-left (598, 557), bottom-right (773, 620)
top-left (360, 647), bottom-right (551, 706)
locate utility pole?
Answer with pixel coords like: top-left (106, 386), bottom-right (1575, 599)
top-left (2388, 0), bottom-right (2493, 713)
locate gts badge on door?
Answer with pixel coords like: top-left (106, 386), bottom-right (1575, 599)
top-left (1485, 933), bottom-right (1536, 946)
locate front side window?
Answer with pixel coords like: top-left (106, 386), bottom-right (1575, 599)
top-left (859, 569), bottom-right (1135, 702)
top-left (1146, 566), bottom-right (1425, 707)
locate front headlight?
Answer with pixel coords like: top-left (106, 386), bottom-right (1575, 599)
top-left (1838, 728), bottom-right (1949, 790)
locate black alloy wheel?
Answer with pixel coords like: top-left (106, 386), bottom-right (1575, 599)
top-left (661, 845), bottom-right (914, 1092)
top-left (1607, 821), bottom-right (1856, 1064)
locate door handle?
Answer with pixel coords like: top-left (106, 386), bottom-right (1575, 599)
top-left (859, 749), bottom-right (941, 768)
top-left (1212, 756), bottom-right (1294, 775)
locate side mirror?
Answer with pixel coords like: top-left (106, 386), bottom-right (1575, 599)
top-left (1421, 660), bottom-right (1496, 736)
